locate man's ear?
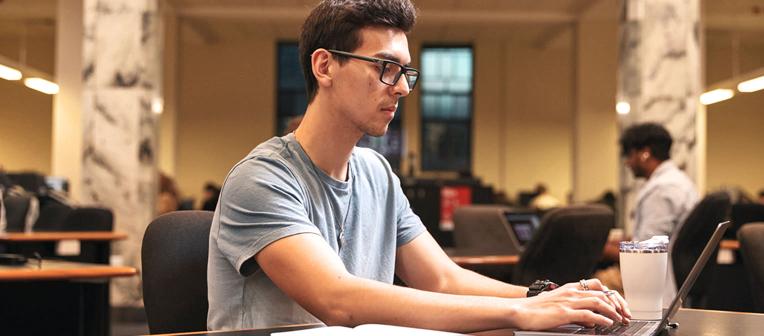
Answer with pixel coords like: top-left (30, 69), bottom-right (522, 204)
top-left (311, 49), bottom-right (333, 89)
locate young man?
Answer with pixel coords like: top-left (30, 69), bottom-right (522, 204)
top-left (207, 0), bottom-right (630, 332)
top-left (620, 123), bottom-right (699, 242)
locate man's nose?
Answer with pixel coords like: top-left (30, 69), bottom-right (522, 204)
top-left (391, 77), bottom-right (411, 97)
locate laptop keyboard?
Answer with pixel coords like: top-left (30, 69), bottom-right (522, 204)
top-left (573, 321), bottom-right (657, 335)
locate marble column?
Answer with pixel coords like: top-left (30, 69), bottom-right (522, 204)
top-left (82, 0), bottom-right (161, 306)
top-left (617, 0), bottom-right (702, 232)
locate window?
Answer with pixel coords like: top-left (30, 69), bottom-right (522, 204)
top-left (275, 42), bottom-right (403, 172)
top-left (420, 47), bottom-right (473, 172)
top-left (276, 43), bottom-right (308, 136)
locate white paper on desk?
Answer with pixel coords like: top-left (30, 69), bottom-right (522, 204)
top-left (272, 324), bottom-right (464, 336)
top-left (56, 239), bottom-right (81, 256)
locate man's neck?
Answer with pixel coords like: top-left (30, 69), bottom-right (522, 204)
top-left (294, 101), bottom-right (363, 182)
top-left (644, 160), bottom-right (666, 179)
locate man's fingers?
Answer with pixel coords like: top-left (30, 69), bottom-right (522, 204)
top-left (573, 309), bottom-right (614, 328)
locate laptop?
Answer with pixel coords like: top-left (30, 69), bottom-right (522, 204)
top-left (515, 221), bottom-right (731, 336)
top-left (503, 211), bottom-right (540, 246)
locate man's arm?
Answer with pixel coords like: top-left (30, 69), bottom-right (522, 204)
top-left (395, 232), bottom-right (528, 298)
top-left (256, 232), bottom-right (625, 333)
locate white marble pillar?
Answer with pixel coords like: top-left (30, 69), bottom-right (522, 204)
top-left (82, 0), bottom-right (161, 306)
top-left (617, 0), bottom-right (702, 232)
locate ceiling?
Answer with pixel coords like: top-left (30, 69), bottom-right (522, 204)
top-left (0, 0), bottom-right (762, 47)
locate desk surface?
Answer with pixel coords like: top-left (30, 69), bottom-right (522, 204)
top-left (450, 254), bottom-right (519, 266)
top-left (0, 259), bottom-right (137, 281)
top-left (0, 231), bottom-right (128, 241)
top-left (154, 309), bottom-right (764, 336)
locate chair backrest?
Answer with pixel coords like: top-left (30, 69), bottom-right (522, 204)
top-left (737, 222), bottom-right (764, 313)
top-left (453, 205), bottom-right (524, 255)
top-left (63, 207), bottom-right (113, 231)
top-left (3, 193), bottom-right (33, 232)
top-left (730, 203), bottom-right (764, 239)
top-left (142, 210), bottom-right (213, 334)
top-left (512, 204), bottom-right (613, 286)
top-left (671, 191), bottom-right (731, 299)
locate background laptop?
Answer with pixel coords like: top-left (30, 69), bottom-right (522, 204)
top-left (515, 221), bottom-right (731, 336)
top-left (503, 211), bottom-right (540, 247)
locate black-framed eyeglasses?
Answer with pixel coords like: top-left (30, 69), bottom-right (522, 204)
top-left (328, 49), bottom-right (420, 90)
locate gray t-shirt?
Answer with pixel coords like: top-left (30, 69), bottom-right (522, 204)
top-left (207, 133), bottom-right (426, 330)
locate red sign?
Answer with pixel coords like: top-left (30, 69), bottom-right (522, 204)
top-left (440, 186), bottom-right (472, 231)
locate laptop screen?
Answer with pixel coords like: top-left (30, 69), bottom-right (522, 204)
top-left (504, 212), bottom-right (540, 245)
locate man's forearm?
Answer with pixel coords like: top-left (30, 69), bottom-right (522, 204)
top-left (323, 273), bottom-right (520, 333)
top-left (435, 266), bottom-right (529, 298)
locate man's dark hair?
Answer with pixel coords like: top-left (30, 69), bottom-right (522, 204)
top-left (619, 122), bottom-right (673, 161)
top-left (298, 0), bottom-right (417, 102)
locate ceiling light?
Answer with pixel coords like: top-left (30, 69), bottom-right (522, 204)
top-left (24, 77), bottom-right (60, 95)
top-left (616, 101), bottom-right (631, 115)
top-left (699, 89), bottom-right (734, 105)
top-left (737, 75), bottom-right (764, 93)
top-left (151, 97), bottom-right (164, 114)
top-left (0, 64), bottom-right (22, 80)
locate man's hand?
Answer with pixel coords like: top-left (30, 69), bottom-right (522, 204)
top-left (511, 278), bottom-right (631, 331)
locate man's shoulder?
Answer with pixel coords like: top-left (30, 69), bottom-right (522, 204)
top-left (352, 146), bottom-right (391, 172)
top-left (226, 136), bottom-right (302, 186)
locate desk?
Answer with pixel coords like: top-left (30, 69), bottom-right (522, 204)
top-left (0, 231), bottom-right (128, 241)
top-left (0, 230), bottom-right (127, 264)
top-left (450, 255), bottom-right (519, 267)
top-left (0, 257), bottom-right (135, 336)
top-left (150, 308), bottom-right (764, 336)
top-left (0, 258), bottom-right (137, 280)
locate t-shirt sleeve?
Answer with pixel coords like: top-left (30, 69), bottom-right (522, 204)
top-left (214, 156), bottom-right (320, 276)
top-left (391, 173), bottom-right (426, 247)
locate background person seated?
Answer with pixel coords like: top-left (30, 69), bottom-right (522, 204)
top-left (529, 183), bottom-right (561, 210)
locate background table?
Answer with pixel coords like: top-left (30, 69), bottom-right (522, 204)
top-left (0, 252), bottom-right (135, 336)
top-left (0, 231), bottom-right (127, 264)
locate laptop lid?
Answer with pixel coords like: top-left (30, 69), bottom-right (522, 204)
top-left (656, 220), bottom-right (731, 329)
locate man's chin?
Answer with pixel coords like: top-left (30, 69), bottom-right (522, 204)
top-left (364, 125), bottom-right (389, 138)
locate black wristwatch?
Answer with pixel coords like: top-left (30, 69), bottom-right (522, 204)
top-left (526, 279), bottom-right (559, 297)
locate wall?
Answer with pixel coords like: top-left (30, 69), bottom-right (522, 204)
top-left (574, 19), bottom-right (619, 203)
top-left (0, 34), bottom-right (55, 175)
top-left (175, 27), bottom-right (275, 204)
top-left (4, 14), bottom-right (763, 206)
top-left (705, 43), bottom-right (764, 197)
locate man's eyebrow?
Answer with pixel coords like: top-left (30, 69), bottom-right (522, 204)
top-left (374, 52), bottom-right (410, 66)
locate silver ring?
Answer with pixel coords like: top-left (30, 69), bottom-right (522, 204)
top-left (579, 279), bottom-right (590, 291)
top-left (603, 290), bottom-right (617, 296)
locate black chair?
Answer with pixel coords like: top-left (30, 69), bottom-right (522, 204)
top-left (142, 210), bottom-right (213, 334)
top-left (671, 191), bottom-right (731, 308)
top-left (730, 203), bottom-right (764, 239)
top-left (511, 204), bottom-right (613, 286)
top-left (3, 193), bottom-right (34, 232)
top-left (453, 205), bottom-right (525, 255)
top-left (737, 223), bottom-right (764, 313)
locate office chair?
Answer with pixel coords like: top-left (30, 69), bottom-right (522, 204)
top-left (737, 223), bottom-right (764, 313)
top-left (671, 191), bottom-right (731, 308)
top-left (453, 205), bottom-right (524, 255)
top-left (3, 193), bottom-right (34, 232)
top-left (511, 204), bottom-right (613, 286)
top-left (142, 210), bottom-right (213, 334)
top-left (730, 203), bottom-right (764, 239)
